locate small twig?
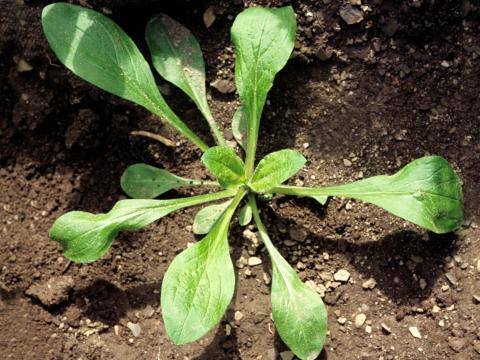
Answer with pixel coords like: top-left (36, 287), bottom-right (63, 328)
top-left (62, 260), bottom-right (72, 274)
top-left (130, 130), bottom-right (176, 147)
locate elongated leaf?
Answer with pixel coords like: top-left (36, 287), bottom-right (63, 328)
top-left (121, 163), bottom-right (215, 199)
top-left (193, 201), bottom-right (231, 234)
top-left (232, 105), bottom-right (248, 150)
top-left (201, 146), bottom-right (245, 188)
top-left (146, 14), bottom-right (225, 146)
top-left (274, 156), bottom-right (463, 234)
top-left (231, 6), bottom-right (296, 174)
top-left (42, 3), bottom-right (207, 151)
top-left (238, 203), bottom-right (252, 226)
top-left (161, 189), bottom-right (246, 344)
top-left (249, 149), bottom-right (306, 193)
top-left (249, 197), bottom-right (327, 359)
top-left (49, 189), bottom-right (236, 263)
top-left (311, 195), bottom-right (328, 205)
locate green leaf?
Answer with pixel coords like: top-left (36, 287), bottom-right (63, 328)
top-left (231, 6), bottom-right (296, 176)
top-left (49, 189), bottom-right (237, 263)
top-left (274, 156), bottom-right (463, 234)
top-left (193, 201), bottom-right (231, 235)
top-left (249, 196), bottom-right (327, 360)
top-left (238, 203), bottom-right (252, 226)
top-left (249, 149), bottom-right (306, 193)
top-left (161, 189), bottom-right (246, 344)
top-left (121, 163), bottom-right (215, 199)
top-left (201, 146), bottom-right (245, 188)
top-left (146, 14), bottom-right (225, 146)
top-left (232, 105), bottom-right (248, 150)
top-left (311, 195), bottom-right (328, 205)
top-left (42, 3), bottom-right (207, 151)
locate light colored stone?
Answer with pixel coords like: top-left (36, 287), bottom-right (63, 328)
top-left (419, 278), bottom-right (427, 290)
top-left (126, 322), bottom-right (141, 337)
top-left (409, 326), bottom-right (422, 339)
top-left (334, 269), bottom-right (351, 283)
top-left (248, 256), bottom-right (262, 266)
top-left (355, 313), bottom-right (366, 328)
top-left (365, 325), bottom-right (372, 334)
top-left (381, 323), bottom-right (392, 334)
top-left (362, 278), bottom-right (376, 290)
top-left (235, 256), bottom-right (247, 269)
top-left (234, 311), bottom-right (244, 322)
top-left (339, 5), bottom-right (364, 25)
top-left (337, 317), bottom-right (347, 325)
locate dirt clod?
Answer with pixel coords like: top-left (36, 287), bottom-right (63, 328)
top-left (25, 276), bottom-right (74, 307)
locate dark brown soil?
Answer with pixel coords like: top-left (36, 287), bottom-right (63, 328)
top-left (1, 1), bottom-right (479, 359)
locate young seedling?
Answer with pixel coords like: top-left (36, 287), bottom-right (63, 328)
top-left (43, 4), bottom-right (463, 359)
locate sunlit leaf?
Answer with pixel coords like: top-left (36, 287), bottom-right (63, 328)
top-left (202, 146), bottom-right (245, 188)
top-left (49, 189), bottom-right (236, 263)
top-left (249, 149), bottom-right (306, 193)
top-left (42, 3), bottom-right (207, 150)
top-left (274, 156), bottom-right (463, 234)
top-left (192, 201), bottom-right (231, 234)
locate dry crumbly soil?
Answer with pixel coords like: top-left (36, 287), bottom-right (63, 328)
top-left (1, 0), bottom-right (480, 359)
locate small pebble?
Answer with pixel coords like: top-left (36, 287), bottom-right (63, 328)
top-left (339, 5), bottom-right (364, 25)
top-left (234, 311), bottom-right (244, 322)
top-left (126, 322), bottom-right (141, 337)
top-left (355, 313), bottom-right (366, 328)
top-left (248, 257), bottom-right (262, 266)
top-left (362, 278), bottom-right (377, 290)
top-left (445, 272), bottom-right (458, 287)
top-left (409, 326), bottom-right (422, 339)
top-left (337, 317), bottom-right (347, 325)
top-left (333, 269), bottom-right (351, 283)
top-left (381, 323), bottom-right (392, 334)
top-left (419, 278), bottom-right (427, 290)
top-left (365, 325), bottom-right (372, 334)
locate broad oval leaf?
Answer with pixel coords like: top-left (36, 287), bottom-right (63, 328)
top-left (201, 146), bottom-right (245, 188)
top-left (249, 149), bottom-right (306, 193)
top-left (49, 189), bottom-right (236, 263)
top-left (146, 14), bottom-right (224, 146)
top-left (270, 252), bottom-right (328, 360)
top-left (121, 163), bottom-right (210, 199)
top-left (161, 190), bottom-right (246, 344)
top-left (42, 3), bottom-right (207, 151)
top-left (250, 198), bottom-right (327, 359)
top-left (232, 105), bottom-right (248, 150)
top-left (193, 201), bottom-right (231, 235)
top-left (238, 203), bottom-right (252, 226)
top-left (231, 6), bottom-right (296, 172)
top-left (274, 156), bottom-right (463, 234)
top-left (146, 14), bottom-right (208, 113)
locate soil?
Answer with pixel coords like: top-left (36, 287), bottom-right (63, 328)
top-left (1, 0), bottom-right (479, 359)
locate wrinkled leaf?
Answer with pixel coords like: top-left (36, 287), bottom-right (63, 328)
top-left (49, 189), bottom-right (236, 263)
top-left (193, 200), bottom-right (231, 234)
top-left (201, 146), bottom-right (245, 188)
top-left (249, 149), bottom-right (306, 193)
top-left (238, 203), bottom-right (252, 226)
top-left (161, 189), bottom-right (246, 344)
top-left (274, 156), bottom-right (463, 234)
top-left (250, 197), bottom-right (327, 360)
top-left (146, 14), bottom-right (224, 146)
top-left (42, 3), bottom-right (207, 151)
top-left (121, 163), bottom-right (212, 199)
top-left (231, 6), bottom-right (296, 174)
top-left (232, 105), bottom-right (248, 150)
